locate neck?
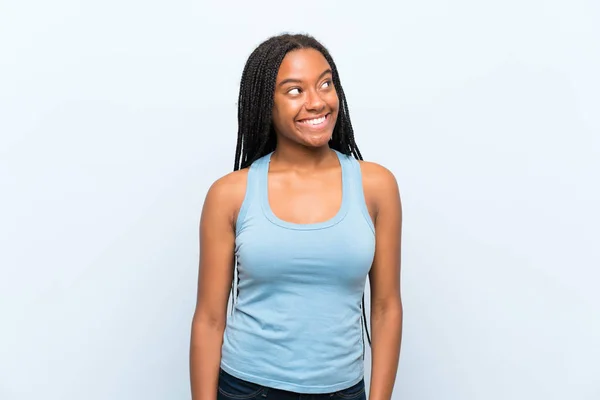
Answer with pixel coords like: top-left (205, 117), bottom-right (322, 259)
top-left (271, 143), bottom-right (336, 171)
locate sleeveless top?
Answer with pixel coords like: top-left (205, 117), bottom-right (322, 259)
top-left (220, 149), bottom-right (376, 394)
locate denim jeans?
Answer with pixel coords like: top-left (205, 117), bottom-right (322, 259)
top-left (217, 369), bottom-right (367, 400)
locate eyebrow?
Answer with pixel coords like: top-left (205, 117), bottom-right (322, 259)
top-left (278, 69), bottom-right (332, 87)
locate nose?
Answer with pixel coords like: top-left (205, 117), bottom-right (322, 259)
top-left (304, 88), bottom-right (326, 112)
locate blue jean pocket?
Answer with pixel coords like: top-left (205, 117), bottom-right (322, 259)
top-left (334, 379), bottom-right (366, 400)
top-left (218, 369), bottom-right (265, 400)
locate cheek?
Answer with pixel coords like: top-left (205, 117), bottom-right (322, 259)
top-left (273, 99), bottom-right (301, 124)
top-left (271, 102), bottom-right (292, 135)
top-left (327, 91), bottom-right (340, 110)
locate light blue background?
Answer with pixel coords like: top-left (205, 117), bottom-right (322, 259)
top-left (1, 1), bottom-right (599, 399)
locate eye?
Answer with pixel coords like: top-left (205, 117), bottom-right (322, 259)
top-left (287, 87), bottom-right (301, 95)
top-left (321, 80), bottom-right (333, 89)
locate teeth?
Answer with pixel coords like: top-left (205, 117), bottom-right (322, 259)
top-left (302, 116), bottom-right (326, 125)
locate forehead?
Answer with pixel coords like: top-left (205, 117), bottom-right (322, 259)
top-left (276, 48), bottom-right (332, 81)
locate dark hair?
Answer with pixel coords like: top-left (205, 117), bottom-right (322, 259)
top-left (233, 33), bottom-right (363, 171)
top-left (231, 33), bottom-right (370, 346)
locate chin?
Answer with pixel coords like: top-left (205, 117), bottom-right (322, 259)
top-left (300, 133), bottom-right (332, 148)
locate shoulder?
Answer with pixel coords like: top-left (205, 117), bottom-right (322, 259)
top-left (205, 168), bottom-right (249, 204)
top-left (357, 160), bottom-right (401, 215)
top-left (202, 168), bottom-right (250, 223)
top-left (357, 160), bottom-right (398, 188)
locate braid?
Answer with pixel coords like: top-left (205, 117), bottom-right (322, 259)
top-left (231, 33), bottom-right (371, 346)
top-left (234, 33), bottom-right (364, 169)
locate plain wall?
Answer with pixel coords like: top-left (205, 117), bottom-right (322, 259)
top-left (1, 1), bottom-right (598, 399)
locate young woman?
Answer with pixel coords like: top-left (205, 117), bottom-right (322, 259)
top-left (190, 33), bottom-right (403, 400)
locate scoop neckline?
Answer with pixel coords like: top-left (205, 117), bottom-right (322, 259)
top-left (260, 149), bottom-right (350, 231)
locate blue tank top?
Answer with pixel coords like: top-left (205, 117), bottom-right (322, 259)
top-left (220, 149), bottom-right (375, 394)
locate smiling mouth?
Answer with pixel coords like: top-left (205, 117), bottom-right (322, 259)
top-left (296, 113), bottom-right (331, 129)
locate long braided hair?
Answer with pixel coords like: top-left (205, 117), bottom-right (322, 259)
top-left (231, 33), bottom-right (371, 346)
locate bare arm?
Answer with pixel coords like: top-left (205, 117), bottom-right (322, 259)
top-left (363, 163), bottom-right (403, 400)
top-left (190, 173), bottom-right (245, 400)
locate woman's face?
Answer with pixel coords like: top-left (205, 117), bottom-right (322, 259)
top-left (271, 48), bottom-right (339, 149)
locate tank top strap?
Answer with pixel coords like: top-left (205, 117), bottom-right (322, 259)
top-left (235, 154), bottom-right (269, 235)
top-left (336, 151), bottom-right (375, 234)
